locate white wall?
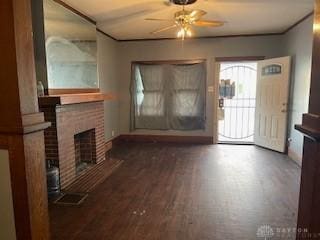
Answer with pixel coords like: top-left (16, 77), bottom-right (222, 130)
top-left (98, 19), bottom-right (314, 157)
top-left (117, 36), bottom-right (284, 137)
top-left (284, 16), bottom-right (313, 165)
top-left (97, 32), bottom-right (120, 141)
top-left (0, 150), bottom-right (17, 240)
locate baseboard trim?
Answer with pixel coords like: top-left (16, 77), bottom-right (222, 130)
top-left (114, 134), bottom-right (214, 144)
top-left (105, 140), bottom-right (113, 153)
top-left (288, 147), bottom-right (302, 166)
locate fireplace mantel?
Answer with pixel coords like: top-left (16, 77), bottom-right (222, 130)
top-left (295, 113), bottom-right (320, 142)
top-left (39, 93), bottom-right (105, 106)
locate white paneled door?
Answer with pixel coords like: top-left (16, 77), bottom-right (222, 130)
top-left (254, 57), bottom-right (291, 152)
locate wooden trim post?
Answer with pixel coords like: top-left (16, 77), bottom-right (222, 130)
top-left (0, 0), bottom-right (50, 239)
top-left (295, 0), bottom-right (320, 238)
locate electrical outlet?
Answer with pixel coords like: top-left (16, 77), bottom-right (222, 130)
top-left (111, 130), bottom-right (115, 137)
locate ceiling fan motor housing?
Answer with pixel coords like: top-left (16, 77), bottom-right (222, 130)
top-left (171, 0), bottom-right (198, 5)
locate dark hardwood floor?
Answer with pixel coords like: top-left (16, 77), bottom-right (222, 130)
top-left (49, 143), bottom-right (301, 240)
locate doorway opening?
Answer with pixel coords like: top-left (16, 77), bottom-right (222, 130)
top-left (217, 61), bottom-right (258, 144)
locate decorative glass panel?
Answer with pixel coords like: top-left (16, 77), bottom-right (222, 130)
top-left (262, 64), bottom-right (282, 76)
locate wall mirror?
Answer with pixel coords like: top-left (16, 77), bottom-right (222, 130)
top-left (43, 0), bottom-right (98, 90)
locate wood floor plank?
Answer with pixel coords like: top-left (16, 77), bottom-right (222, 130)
top-left (49, 143), bottom-right (300, 240)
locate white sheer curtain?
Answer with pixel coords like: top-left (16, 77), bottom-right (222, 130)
top-left (131, 62), bottom-right (206, 130)
top-left (170, 63), bottom-right (206, 130)
top-left (131, 64), bottom-right (168, 130)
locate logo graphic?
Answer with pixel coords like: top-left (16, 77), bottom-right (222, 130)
top-left (257, 225), bottom-right (274, 239)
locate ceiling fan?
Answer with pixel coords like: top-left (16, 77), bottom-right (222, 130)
top-left (146, 0), bottom-right (224, 39)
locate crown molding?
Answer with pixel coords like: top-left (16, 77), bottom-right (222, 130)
top-left (53, 0), bottom-right (96, 25)
top-left (282, 11), bottom-right (314, 34)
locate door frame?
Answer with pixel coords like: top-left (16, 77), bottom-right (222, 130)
top-left (214, 56), bottom-right (265, 144)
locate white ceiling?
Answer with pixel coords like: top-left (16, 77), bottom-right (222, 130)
top-left (61, 0), bottom-right (314, 40)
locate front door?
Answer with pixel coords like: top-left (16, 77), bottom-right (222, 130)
top-left (217, 62), bottom-right (258, 143)
top-left (254, 57), bottom-right (291, 152)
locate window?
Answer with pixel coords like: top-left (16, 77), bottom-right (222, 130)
top-left (131, 62), bottom-right (206, 130)
top-left (262, 64), bottom-right (282, 76)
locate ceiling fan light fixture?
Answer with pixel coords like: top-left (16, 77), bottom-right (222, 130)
top-left (187, 29), bottom-right (192, 37)
top-left (177, 28), bottom-right (185, 39)
top-left (177, 26), bottom-right (192, 40)
top-left (148, 1), bottom-right (224, 39)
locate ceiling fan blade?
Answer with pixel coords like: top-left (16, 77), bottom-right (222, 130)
top-left (190, 9), bottom-right (207, 21)
top-left (151, 24), bottom-right (177, 34)
top-left (193, 20), bottom-right (224, 27)
top-left (145, 18), bottom-right (174, 21)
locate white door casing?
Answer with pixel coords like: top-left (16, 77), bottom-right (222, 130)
top-left (254, 57), bottom-right (291, 152)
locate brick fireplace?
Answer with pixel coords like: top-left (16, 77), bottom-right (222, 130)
top-left (39, 94), bottom-right (105, 189)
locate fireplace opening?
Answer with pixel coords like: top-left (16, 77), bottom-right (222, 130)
top-left (74, 129), bottom-right (96, 174)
